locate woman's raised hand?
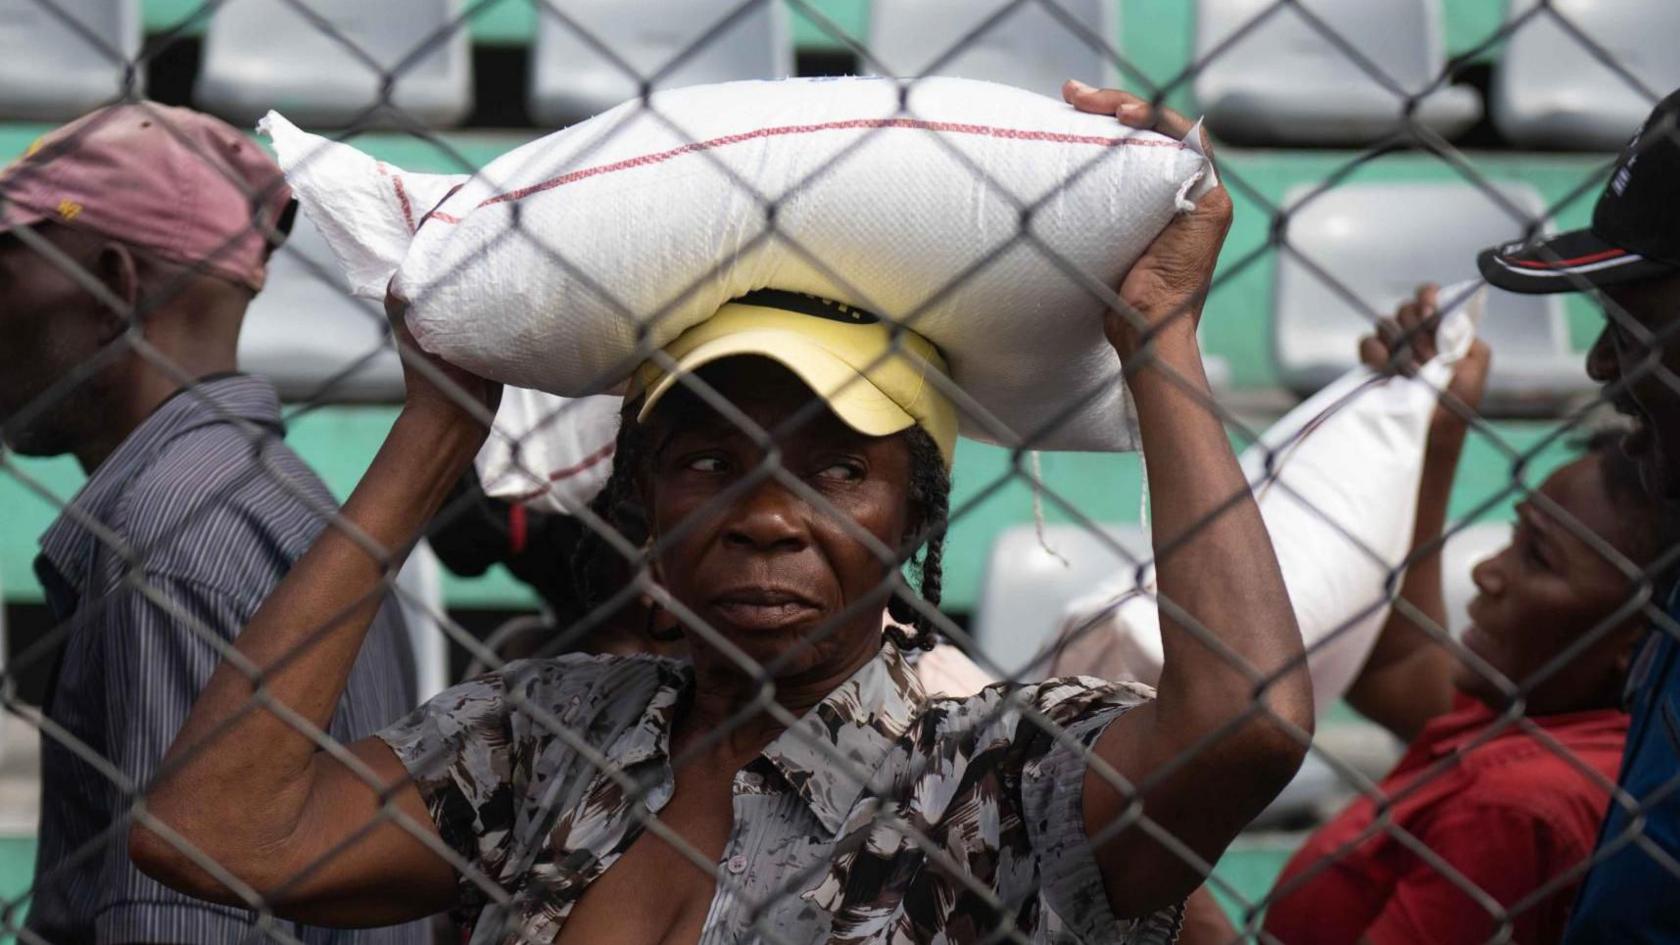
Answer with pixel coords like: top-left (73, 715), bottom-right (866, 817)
top-left (1061, 81), bottom-right (1232, 361)
top-left (1359, 283), bottom-right (1492, 437)
top-left (386, 289), bottom-right (503, 423)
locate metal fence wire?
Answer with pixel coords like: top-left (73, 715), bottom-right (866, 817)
top-left (1, 1), bottom-right (1678, 944)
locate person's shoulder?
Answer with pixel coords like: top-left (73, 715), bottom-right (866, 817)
top-left (1460, 713), bottom-right (1628, 783)
top-left (497, 651), bottom-right (678, 686)
top-left (1440, 718), bottom-right (1627, 831)
top-left (110, 423), bottom-right (340, 593)
top-left (918, 674), bottom-right (1155, 740)
top-left (949, 673), bottom-right (1155, 712)
top-left (119, 422), bottom-right (331, 542)
top-left (488, 652), bottom-right (686, 716)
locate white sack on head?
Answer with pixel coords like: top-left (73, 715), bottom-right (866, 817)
top-left (262, 76), bottom-right (1212, 453)
top-left (1051, 282), bottom-right (1486, 711)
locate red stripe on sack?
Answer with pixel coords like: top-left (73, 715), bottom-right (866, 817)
top-left (1509, 247), bottom-right (1627, 270)
top-left (507, 502), bottom-right (527, 555)
top-left (422, 117), bottom-right (1183, 225)
top-left (379, 160), bottom-right (420, 232)
top-left (392, 176), bottom-right (416, 233)
top-left (376, 162), bottom-right (417, 233)
top-left (507, 440), bottom-right (619, 503)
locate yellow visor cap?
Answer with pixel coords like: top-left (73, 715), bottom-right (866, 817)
top-left (634, 290), bottom-right (958, 467)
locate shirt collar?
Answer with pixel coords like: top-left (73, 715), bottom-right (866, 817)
top-left (610, 658), bottom-right (692, 770)
top-left (36, 374), bottom-right (284, 598)
top-left (1423, 694), bottom-right (1629, 758)
top-left (604, 642), bottom-right (929, 836)
top-left (757, 639), bottom-right (929, 835)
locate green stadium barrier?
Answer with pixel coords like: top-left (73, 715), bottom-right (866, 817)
top-left (1207, 837), bottom-right (1296, 926)
top-left (0, 835), bottom-right (31, 942)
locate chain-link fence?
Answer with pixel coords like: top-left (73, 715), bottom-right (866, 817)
top-left (2, 1), bottom-right (1679, 944)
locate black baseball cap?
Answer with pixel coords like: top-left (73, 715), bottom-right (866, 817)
top-left (1479, 88), bottom-right (1680, 294)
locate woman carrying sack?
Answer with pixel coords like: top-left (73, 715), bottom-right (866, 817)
top-left (129, 86), bottom-right (1311, 945)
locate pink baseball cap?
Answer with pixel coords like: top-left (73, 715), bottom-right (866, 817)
top-left (0, 102), bottom-right (294, 291)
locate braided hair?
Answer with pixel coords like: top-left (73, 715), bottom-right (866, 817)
top-left (884, 425), bottom-right (949, 648)
top-left (570, 400), bottom-right (951, 646)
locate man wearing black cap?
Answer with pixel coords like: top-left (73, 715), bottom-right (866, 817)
top-left (1479, 90), bottom-right (1680, 944)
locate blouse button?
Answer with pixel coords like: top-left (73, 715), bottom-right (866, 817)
top-left (726, 854), bottom-right (749, 875)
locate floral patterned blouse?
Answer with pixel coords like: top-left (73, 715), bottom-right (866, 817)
top-left (377, 639), bottom-right (1183, 944)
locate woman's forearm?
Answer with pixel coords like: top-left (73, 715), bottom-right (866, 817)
top-left (1087, 323), bottom-right (1313, 918)
top-left (1131, 326), bottom-right (1312, 737)
top-left (143, 404), bottom-right (485, 866)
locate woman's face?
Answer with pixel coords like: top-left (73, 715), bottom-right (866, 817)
top-left (1457, 454), bottom-right (1651, 714)
top-left (639, 359), bottom-right (916, 678)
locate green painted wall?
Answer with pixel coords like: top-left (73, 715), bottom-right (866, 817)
top-left (0, 835), bottom-right (31, 942)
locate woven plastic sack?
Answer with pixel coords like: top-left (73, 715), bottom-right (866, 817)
top-left (262, 76), bottom-right (1212, 452)
top-left (1051, 284), bottom-right (1485, 710)
top-left (475, 388), bottom-right (621, 514)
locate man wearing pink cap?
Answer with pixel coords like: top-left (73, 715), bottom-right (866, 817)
top-left (0, 104), bottom-right (425, 944)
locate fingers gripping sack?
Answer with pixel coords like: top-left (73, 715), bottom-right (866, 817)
top-left (1053, 282), bottom-right (1486, 707)
top-left (262, 76), bottom-right (1212, 453)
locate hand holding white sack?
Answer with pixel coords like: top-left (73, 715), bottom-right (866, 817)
top-left (241, 118), bottom-right (621, 513)
top-left (1051, 282), bottom-right (1486, 711)
top-left (262, 76), bottom-right (1213, 455)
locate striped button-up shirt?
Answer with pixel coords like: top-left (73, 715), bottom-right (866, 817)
top-left (29, 375), bottom-right (426, 945)
top-left (380, 638), bottom-right (1184, 945)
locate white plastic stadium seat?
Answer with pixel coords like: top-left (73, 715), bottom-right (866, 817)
top-left (238, 212), bottom-right (404, 403)
top-left (866, 0), bottom-right (1118, 96)
top-left (0, 0), bottom-right (141, 121)
top-left (1193, 0), bottom-right (1481, 145)
top-left (978, 520), bottom-right (1342, 828)
top-left (1273, 181), bottom-right (1588, 415)
top-left (529, 0), bottom-right (793, 127)
top-left (973, 522), bottom-right (1151, 679)
top-left (195, 0), bottom-right (472, 128)
top-left (1492, 0), bottom-right (1680, 150)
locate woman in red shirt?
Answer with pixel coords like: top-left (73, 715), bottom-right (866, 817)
top-left (1188, 285), bottom-right (1673, 945)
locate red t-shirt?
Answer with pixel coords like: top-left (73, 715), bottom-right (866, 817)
top-left (1263, 697), bottom-right (1627, 945)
